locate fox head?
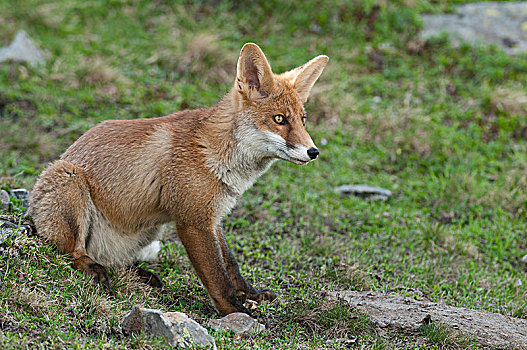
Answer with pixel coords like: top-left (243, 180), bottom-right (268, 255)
top-left (232, 43), bottom-right (328, 165)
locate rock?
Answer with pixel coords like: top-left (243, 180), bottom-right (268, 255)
top-left (521, 254), bottom-right (527, 265)
top-left (9, 188), bottom-right (30, 208)
top-left (209, 312), bottom-right (265, 336)
top-left (0, 219), bottom-right (18, 230)
top-left (329, 290), bottom-right (527, 348)
top-left (421, 2), bottom-right (527, 54)
top-left (0, 190), bottom-right (9, 212)
top-left (325, 337), bottom-right (357, 346)
top-left (335, 184), bottom-right (392, 201)
top-left (0, 219), bottom-right (33, 245)
top-left (122, 306), bottom-right (216, 349)
top-left (0, 222), bottom-right (16, 246)
top-left (0, 227), bottom-right (15, 246)
top-left (0, 31), bottom-right (46, 67)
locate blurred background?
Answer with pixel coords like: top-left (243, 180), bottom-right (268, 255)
top-left (1, 0), bottom-right (526, 348)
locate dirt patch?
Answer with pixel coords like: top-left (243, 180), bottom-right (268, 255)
top-left (0, 96), bottom-right (36, 118)
top-left (329, 290), bottom-right (527, 349)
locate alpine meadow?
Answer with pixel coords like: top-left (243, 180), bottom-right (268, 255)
top-left (1, 1), bottom-right (526, 349)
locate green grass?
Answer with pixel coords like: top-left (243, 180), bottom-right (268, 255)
top-left (1, 0), bottom-right (526, 348)
top-left (419, 322), bottom-right (477, 349)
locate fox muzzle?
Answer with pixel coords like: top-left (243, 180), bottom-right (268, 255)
top-left (307, 147), bottom-right (319, 160)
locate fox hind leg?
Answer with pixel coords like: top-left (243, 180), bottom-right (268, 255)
top-left (30, 160), bottom-right (111, 291)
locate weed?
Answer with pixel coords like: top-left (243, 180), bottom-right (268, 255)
top-left (419, 322), bottom-right (475, 349)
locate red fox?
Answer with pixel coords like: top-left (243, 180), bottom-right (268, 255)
top-left (29, 43), bottom-right (328, 315)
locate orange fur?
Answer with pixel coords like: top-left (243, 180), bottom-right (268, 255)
top-left (29, 43), bottom-right (328, 315)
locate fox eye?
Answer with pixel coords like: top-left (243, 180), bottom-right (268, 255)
top-left (272, 114), bottom-right (286, 125)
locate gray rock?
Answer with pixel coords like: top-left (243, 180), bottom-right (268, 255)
top-left (122, 306), bottom-right (216, 349)
top-left (209, 312), bottom-right (265, 336)
top-left (335, 184), bottom-right (392, 201)
top-left (329, 290), bottom-right (527, 348)
top-left (325, 337), bottom-right (357, 346)
top-left (0, 226), bottom-right (15, 246)
top-left (10, 188), bottom-right (30, 208)
top-left (0, 227), bottom-right (15, 246)
top-left (0, 219), bottom-right (32, 245)
top-left (521, 254), bottom-right (527, 264)
top-left (0, 190), bottom-right (9, 212)
top-left (0, 219), bottom-right (18, 230)
top-left (0, 31), bottom-right (45, 67)
top-left (421, 2), bottom-right (527, 54)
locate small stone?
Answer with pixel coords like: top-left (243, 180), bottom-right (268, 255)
top-left (325, 337), bottom-right (357, 345)
top-left (122, 306), bottom-right (216, 349)
top-left (0, 190), bottom-right (9, 212)
top-left (0, 31), bottom-right (46, 67)
top-left (370, 194), bottom-right (390, 202)
top-left (309, 23), bottom-right (322, 34)
top-left (520, 254), bottom-right (527, 264)
top-left (209, 312), bottom-right (265, 337)
top-left (10, 188), bottom-right (30, 208)
top-left (0, 219), bottom-right (18, 230)
top-left (335, 184), bottom-right (392, 201)
top-left (0, 226), bottom-right (15, 246)
top-left (0, 217), bottom-right (32, 242)
top-left (0, 218), bottom-right (31, 245)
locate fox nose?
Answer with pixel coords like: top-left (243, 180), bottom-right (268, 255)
top-left (307, 147), bottom-right (319, 160)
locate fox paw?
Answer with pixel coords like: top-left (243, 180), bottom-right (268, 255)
top-left (72, 255), bottom-right (111, 292)
top-left (132, 265), bottom-right (164, 288)
top-left (247, 289), bottom-right (277, 303)
top-left (88, 263), bottom-right (111, 292)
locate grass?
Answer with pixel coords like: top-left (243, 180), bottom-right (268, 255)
top-left (1, 0), bottom-right (526, 348)
top-left (419, 322), bottom-right (476, 349)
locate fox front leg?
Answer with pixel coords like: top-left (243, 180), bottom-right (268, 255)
top-left (216, 226), bottom-right (277, 303)
top-left (176, 223), bottom-right (252, 316)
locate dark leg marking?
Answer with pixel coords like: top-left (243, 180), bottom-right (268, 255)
top-left (132, 265), bottom-right (164, 288)
top-left (89, 263), bottom-right (111, 292)
top-left (85, 218), bottom-right (94, 251)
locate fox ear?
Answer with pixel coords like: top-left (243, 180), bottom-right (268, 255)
top-left (235, 43), bottom-right (274, 100)
top-left (283, 55), bottom-right (329, 103)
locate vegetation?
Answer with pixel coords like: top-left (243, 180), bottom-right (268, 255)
top-left (1, 0), bottom-right (526, 348)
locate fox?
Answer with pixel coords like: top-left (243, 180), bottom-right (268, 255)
top-left (29, 43), bottom-right (328, 316)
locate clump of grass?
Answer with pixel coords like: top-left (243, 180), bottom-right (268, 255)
top-left (150, 32), bottom-right (234, 88)
top-left (73, 55), bottom-right (131, 98)
top-left (292, 299), bottom-right (371, 340)
top-left (325, 262), bottom-right (373, 291)
top-left (111, 266), bottom-right (156, 298)
top-left (490, 86), bottom-right (527, 117)
top-left (419, 322), bottom-right (474, 349)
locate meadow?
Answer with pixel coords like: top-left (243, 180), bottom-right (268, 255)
top-left (1, 0), bottom-right (526, 348)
